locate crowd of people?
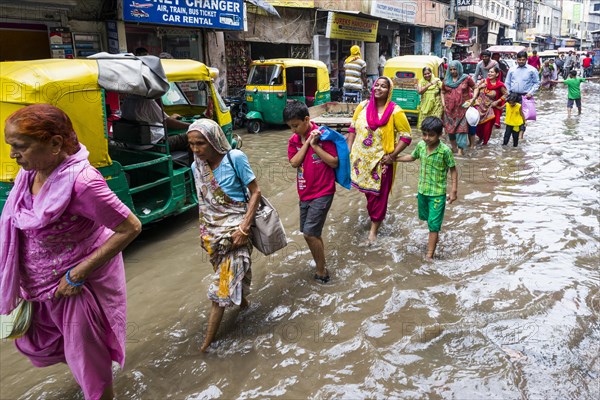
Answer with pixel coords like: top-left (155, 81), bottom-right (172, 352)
top-left (1, 46), bottom-right (598, 399)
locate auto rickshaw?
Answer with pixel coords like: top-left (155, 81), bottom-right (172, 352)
top-left (383, 55), bottom-right (445, 122)
top-left (0, 56), bottom-right (236, 224)
top-left (244, 58), bottom-right (331, 133)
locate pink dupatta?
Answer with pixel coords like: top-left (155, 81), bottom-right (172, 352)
top-left (366, 76), bottom-right (396, 131)
top-left (0, 145), bottom-right (90, 314)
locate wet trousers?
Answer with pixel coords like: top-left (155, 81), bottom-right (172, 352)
top-left (15, 292), bottom-right (115, 400)
top-left (476, 119), bottom-right (495, 145)
top-left (365, 164), bottom-right (393, 222)
top-left (503, 125), bottom-right (520, 147)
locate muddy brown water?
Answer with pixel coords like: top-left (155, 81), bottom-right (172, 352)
top-left (1, 83), bottom-right (599, 399)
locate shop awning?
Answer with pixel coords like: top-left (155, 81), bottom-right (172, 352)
top-left (246, 0), bottom-right (280, 17)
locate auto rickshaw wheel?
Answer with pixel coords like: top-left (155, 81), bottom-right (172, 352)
top-left (247, 119), bottom-right (263, 134)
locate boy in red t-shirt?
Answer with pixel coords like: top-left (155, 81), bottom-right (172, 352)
top-left (285, 100), bottom-right (338, 283)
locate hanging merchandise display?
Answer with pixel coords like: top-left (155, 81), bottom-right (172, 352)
top-left (225, 41), bottom-right (250, 95)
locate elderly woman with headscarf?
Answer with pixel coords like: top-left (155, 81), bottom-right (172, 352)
top-left (442, 60), bottom-right (476, 155)
top-left (343, 45), bottom-right (367, 103)
top-left (346, 76), bottom-right (412, 243)
top-left (187, 119), bottom-right (261, 352)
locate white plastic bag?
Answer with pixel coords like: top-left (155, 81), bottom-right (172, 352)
top-left (465, 106), bottom-right (480, 126)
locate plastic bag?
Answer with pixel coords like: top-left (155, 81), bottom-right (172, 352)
top-left (521, 96), bottom-right (537, 121)
top-left (465, 106), bottom-right (480, 126)
top-left (318, 125), bottom-right (351, 190)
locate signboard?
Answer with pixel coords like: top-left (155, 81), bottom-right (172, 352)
top-left (456, 0), bottom-right (472, 6)
top-left (325, 12), bottom-right (378, 42)
top-left (268, 0), bottom-right (313, 7)
top-left (455, 27), bottom-right (477, 45)
top-left (442, 20), bottom-right (457, 41)
top-left (370, 0), bottom-right (417, 24)
top-left (122, 0), bottom-right (244, 30)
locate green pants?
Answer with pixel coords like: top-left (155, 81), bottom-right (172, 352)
top-left (417, 193), bottom-right (446, 232)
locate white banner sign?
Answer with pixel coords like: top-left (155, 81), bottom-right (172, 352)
top-left (370, 0), bottom-right (417, 25)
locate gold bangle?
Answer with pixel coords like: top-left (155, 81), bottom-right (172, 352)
top-left (238, 225), bottom-right (249, 236)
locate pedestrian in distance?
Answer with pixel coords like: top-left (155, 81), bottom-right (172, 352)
top-left (469, 66), bottom-right (508, 146)
top-left (505, 51), bottom-right (540, 101)
top-left (285, 100), bottom-right (339, 284)
top-left (343, 45), bottom-right (367, 103)
top-left (441, 60), bottom-right (476, 155)
top-left (562, 51), bottom-right (574, 79)
top-left (416, 66), bottom-right (444, 130)
top-left (346, 76), bottom-right (412, 243)
top-left (473, 50), bottom-right (498, 83)
top-left (582, 53), bottom-right (594, 78)
top-left (501, 93), bottom-right (526, 146)
top-left (551, 70), bottom-right (600, 118)
top-left (527, 50), bottom-right (541, 70)
top-left (186, 119), bottom-right (261, 352)
top-left (1, 104), bottom-right (142, 400)
top-left (396, 116), bottom-right (458, 261)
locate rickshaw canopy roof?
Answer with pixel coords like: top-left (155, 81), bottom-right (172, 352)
top-left (161, 59), bottom-right (215, 82)
top-left (486, 45), bottom-right (527, 54)
top-left (1, 59), bottom-right (100, 104)
top-left (250, 58), bottom-right (328, 69)
top-left (385, 55), bottom-right (444, 70)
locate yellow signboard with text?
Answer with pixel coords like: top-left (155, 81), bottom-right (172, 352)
top-left (268, 0), bottom-right (314, 7)
top-left (326, 12), bottom-right (378, 42)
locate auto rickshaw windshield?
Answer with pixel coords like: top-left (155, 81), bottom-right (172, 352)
top-left (163, 81), bottom-right (208, 106)
top-left (248, 64), bottom-right (282, 85)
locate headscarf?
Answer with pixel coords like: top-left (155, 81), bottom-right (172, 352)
top-left (444, 60), bottom-right (469, 88)
top-left (0, 145), bottom-right (90, 314)
top-left (485, 76), bottom-right (505, 91)
top-left (366, 76), bottom-right (397, 153)
top-left (345, 45), bottom-right (362, 64)
top-left (366, 76), bottom-right (395, 131)
top-left (187, 119), bottom-right (231, 155)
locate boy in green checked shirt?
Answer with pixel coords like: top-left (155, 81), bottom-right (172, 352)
top-left (396, 116), bottom-right (458, 260)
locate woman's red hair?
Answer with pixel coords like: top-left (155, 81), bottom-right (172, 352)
top-left (5, 104), bottom-right (80, 154)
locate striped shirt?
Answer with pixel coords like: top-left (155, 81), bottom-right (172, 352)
top-left (343, 58), bottom-right (366, 90)
top-left (411, 141), bottom-right (456, 197)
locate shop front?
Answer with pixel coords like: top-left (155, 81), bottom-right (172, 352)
top-left (320, 11), bottom-right (380, 89)
top-left (0, 1), bottom-right (103, 61)
top-left (224, 4), bottom-right (313, 95)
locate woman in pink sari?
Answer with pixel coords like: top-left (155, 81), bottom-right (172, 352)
top-left (0, 104), bottom-right (141, 399)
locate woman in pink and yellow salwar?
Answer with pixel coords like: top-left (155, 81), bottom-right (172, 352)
top-left (0, 104), bottom-right (141, 400)
top-left (347, 76), bottom-right (412, 243)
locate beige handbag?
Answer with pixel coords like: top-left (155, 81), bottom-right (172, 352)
top-left (226, 152), bottom-right (288, 255)
top-left (0, 300), bottom-right (33, 340)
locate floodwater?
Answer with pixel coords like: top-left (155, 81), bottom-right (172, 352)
top-left (1, 82), bottom-right (599, 399)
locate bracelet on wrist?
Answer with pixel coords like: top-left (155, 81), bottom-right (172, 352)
top-left (238, 225), bottom-right (249, 236)
top-left (66, 268), bottom-right (85, 287)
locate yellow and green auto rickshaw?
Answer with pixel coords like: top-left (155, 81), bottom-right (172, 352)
top-left (383, 55), bottom-right (446, 122)
top-left (0, 56), bottom-right (236, 224)
top-left (245, 58), bottom-right (331, 133)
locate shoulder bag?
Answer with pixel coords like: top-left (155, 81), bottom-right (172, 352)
top-left (226, 152), bottom-right (288, 256)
